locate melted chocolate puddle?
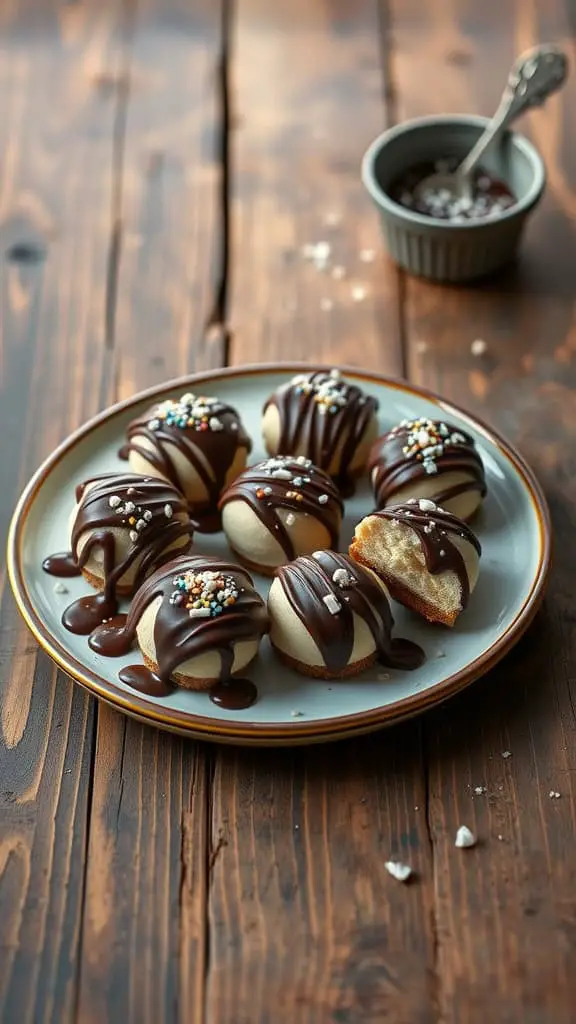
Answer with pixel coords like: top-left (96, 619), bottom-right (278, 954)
top-left (209, 678), bottom-right (258, 710)
top-left (43, 552), bottom-right (81, 577)
top-left (386, 638), bottom-right (426, 671)
top-left (119, 664), bottom-right (175, 698)
top-left (62, 593), bottom-right (118, 635)
top-left (88, 615), bottom-right (130, 655)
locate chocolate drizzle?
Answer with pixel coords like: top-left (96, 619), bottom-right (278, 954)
top-left (119, 393), bottom-right (252, 529)
top-left (91, 555), bottom-right (269, 687)
top-left (218, 456), bottom-right (344, 561)
top-left (53, 473), bottom-right (193, 635)
top-left (275, 551), bottom-right (424, 674)
top-left (42, 552), bottom-right (81, 577)
top-left (369, 418), bottom-right (486, 510)
top-left (263, 371), bottom-right (378, 497)
top-left (374, 501), bottom-right (481, 608)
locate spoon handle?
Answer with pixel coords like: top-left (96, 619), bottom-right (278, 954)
top-left (458, 45), bottom-right (568, 180)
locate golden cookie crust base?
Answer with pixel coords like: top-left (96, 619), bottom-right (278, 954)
top-left (228, 548), bottom-right (277, 578)
top-left (349, 543), bottom-right (459, 628)
top-left (142, 652), bottom-right (215, 692)
top-left (270, 641), bottom-right (377, 679)
top-left (81, 567), bottom-right (133, 596)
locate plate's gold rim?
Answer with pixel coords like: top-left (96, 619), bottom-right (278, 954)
top-left (7, 363), bottom-right (552, 745)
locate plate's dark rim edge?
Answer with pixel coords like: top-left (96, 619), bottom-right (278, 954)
top-left (6, 362), bottom-right (553, 741)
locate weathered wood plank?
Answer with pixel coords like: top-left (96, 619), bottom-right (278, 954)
top-left (208, 3), bottom-right (435, 1021)
top-left (390, 0), bottom-right (576, 1019)
top-left (0, 2), bottom-right (126, 1021)
top-left (75, 2), bottom-right (225, 1020)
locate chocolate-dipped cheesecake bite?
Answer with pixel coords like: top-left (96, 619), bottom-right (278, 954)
top-left (44, 473), bottom-right (193, 635)
top-left (91, 555), bottom-right (269, 701)
top-left (369, 417), bottom-right (486, 520)
top-left (268, 550), bottom-right (424, 679)
top-left (120, 392), bottom-right (252, 531)
top-left (262, 370), bottom-right (379, 496)
top-left (349, 499), bottom-right (481, 627)
top-left (218, 455), bottom-right (344, 575)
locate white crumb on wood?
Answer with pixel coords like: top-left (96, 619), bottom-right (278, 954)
top-left (385, 860), bottom-right (412, 882)
top-left (474, 786), bottom-right (486, 795)
top-left (471, 338), bottom-right (487, 356)
top-left (501, 750), bottom-right (512, 758)
top-left (549, 790), bottom-right (561, 799)
top-left (455, 825), bottom-right (477, 848)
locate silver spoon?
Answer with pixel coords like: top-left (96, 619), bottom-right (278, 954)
top-left (415, 44), bottom-right (568, 208)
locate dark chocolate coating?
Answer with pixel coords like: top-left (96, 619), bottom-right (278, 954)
top-left (368, 418), bottom-right (486, 510)
top-left (96, 555), bottom-right (269, 685)
top-left (274, 551), bottom-right (423, 674)
top-left (218, 456), bottom-right (343, 561)
top-left (119, 395), bottom-right (252, 521)
top-left (373, 502), bottom-right (481, 608)
top-left (263, 371), bottom-right (378, 496)
top-left (53, 473), bottom-right (193, 634)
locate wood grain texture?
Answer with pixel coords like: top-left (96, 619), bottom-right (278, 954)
top-left (227, 0), bottom-right (403, 374)
top-left (75, 2), bottom-right (226, 1021)
top-left (208, 3), bottom-right (435, 1021)
top-left (390, 0), bottom-right (576, 1019)
top-left (0, 2), bottom-right (126, 1020)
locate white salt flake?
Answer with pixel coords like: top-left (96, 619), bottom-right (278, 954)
top-left (318, 494), bottom-right (329, 504)
top-left (320, 298), bottom-right (333, 311)
top-left (332, 568), bottom-right (353, 587)
top-left (144, 510), bottom-right (153, 522)
top-left (436, 650), bottom-right (446, 661)
top-left (385, 861), bottom-right (412, 883)
top-left (471, 338), bottom-right (487, 357)
top-left (359, 248), bottom-right (376, 263)
top-left (129, 530), bottom-right (139, 542)
top-left (109, 495), bottom-right (121, 509)
top-left (455, 825), bottom-right (477, 848)
top-left (53, 582), bottom-right (68, 594)
top-left (378, 672), bottom-right (391, 682)
top-left (209, 416), bottom-right (224, 431)
top-left (501, 750), bottom-right (512, 759)
top-left (323, 593), bottom-right (341, 615)
top-left (136, 518), bottom-right (147, 532)
top-left (271, 468), bottom-right (292, 480)
top-left (164, 504), bottom-right (173, 518)
top-left (418, 498), bottom-right (437, 512)
top-left (290, 710), bottom-right (304, 717)
top-left (351, 284), bottom-right (367, 302)
top-left (189, 608), bottom-right (211, 619)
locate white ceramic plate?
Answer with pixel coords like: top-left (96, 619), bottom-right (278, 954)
top-left (7, 365), bottom-right (551, 746)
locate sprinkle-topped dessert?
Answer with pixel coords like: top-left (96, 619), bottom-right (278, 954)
top-left (218, 455), bottom-right (344, 575)
top-left (262, 370), bottom-right (379, 496)
top-left (43, 473), bottom-right (194, 635)
top-left (90, 554), bottom-right (269, 694)
top-left (368, 416), bottom-right (486, 520)
top-left (120, 392), bottom-right (252, 531)
top-left (267, 550), bottom-right (424, 678)
top-left (349, 499), bottom-right (482, 626)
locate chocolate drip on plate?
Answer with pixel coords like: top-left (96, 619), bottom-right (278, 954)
top-left (42, 552), bottom-right (81, 577)
top-left (264, 372), bottom-right (378, 497)
top-left (375, 502), bottom-right (481, 608)
top-left (219, 456), bottom-right (343, 561)
top-left (119, 665), bottom-right (175, 698)
top-left (119, 394), bottom-right (251, 527)
top-left (369, 418), bottom-right (486, 509)
top-left (275, 551), bottom-right (423, 674)
top-left (53, 473), bottom-right (193, 635)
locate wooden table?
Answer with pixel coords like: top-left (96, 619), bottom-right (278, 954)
top-left (1, 1), bottom-right (575, 1021)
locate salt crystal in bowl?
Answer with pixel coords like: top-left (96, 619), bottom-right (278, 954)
top-left (361, 114), bottom-right (545, 283)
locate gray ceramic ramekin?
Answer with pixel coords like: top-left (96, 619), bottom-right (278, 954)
top-left (362, 115), bottom-right (546, 283)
